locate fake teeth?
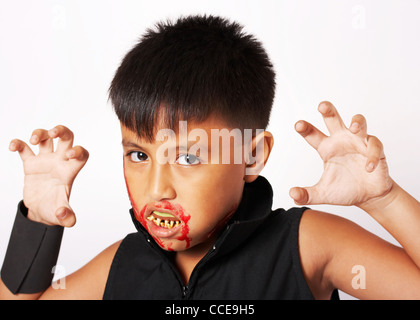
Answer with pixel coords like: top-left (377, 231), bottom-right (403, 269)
top-left (147, 215), bottom-right (181, 229)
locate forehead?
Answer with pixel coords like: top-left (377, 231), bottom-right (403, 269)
top-left (120, 114), bottom-right (233, 144)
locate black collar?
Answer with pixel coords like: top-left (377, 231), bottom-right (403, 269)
top-left (211, 175), bottom-right (274, 257)
top-left (129, 176), bottom-right (274, 256)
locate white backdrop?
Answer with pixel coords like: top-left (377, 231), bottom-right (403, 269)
top-left (1, 0), bottom-right (419, 300)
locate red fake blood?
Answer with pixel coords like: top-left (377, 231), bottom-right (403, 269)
top-left (127, 189), bottom-right (167, 249)
top-left (177, 210), bottom-right (191, 249)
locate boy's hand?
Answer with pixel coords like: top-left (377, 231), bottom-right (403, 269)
top-left (289, 101), bottom-right (394, 208)
top-left (9, 125), bottom-right (89, 227)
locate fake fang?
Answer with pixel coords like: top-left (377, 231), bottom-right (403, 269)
top-left (147, 211), bottom-right (181, 229)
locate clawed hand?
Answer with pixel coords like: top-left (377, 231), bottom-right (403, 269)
top-left (9, 125), bottom-right (89, 227)
top-left (290, 101), bottom-right (394, 208)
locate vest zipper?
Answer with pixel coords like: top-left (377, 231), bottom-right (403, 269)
top-left (182, 285), bottom-right (189, 299)
top-left (145, 225), bottom-right (233, 299)
top-left (180, 244), bottom-right (218, 299)
top-left (180, 225), bottom-right (234, 299)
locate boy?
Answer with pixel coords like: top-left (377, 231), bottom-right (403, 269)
top-left (1, 15), bottom-right (420, 300)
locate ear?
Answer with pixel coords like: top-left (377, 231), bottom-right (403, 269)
top-left (244, 131), bottom-right (274, 183)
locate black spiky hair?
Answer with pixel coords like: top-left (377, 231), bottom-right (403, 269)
top-left (109, 15), bottom-right (276, 141)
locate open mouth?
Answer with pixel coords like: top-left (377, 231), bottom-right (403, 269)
top-left (139, 202), bottom-right (191, 249)
top-left (146, 211), bottom-right (182, 229)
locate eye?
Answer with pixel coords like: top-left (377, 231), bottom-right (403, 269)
top-left (177, 154), bottom-right (200, 166)
top-left (129, 151), bottom-right (148, 163)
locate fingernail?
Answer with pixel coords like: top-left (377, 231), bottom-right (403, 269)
top-left (30, 135), bottom-right (38, 143)
top-left (57, 208), bottom-right (68, 220)
top-left (67, 150), bottom-right (75, 158)
top-left (319, 103), bottom-right (329, 114)
top-left (9, 142), bottom-right (15, 150)
top-left (366, 162), bottom-right (374, 171)
top-left (351, 123), bottom-right (359, 131)
top-left (295, 121), bottom-right (305, 132)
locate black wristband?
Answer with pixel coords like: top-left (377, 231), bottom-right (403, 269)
top-left (1, 201), bottom-right (64, 294)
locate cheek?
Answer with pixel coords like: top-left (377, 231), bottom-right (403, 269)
top-left (124, 173), bottom-right (147, 228)
top-left (175, 206), bottom-right (192, 249)
top-left (184, 170), bottom-right (243, 237)
top-left (123, 160), bottom-right (148, 231)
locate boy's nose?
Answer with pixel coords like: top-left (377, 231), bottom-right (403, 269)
top-left (146, 165), bottom-right (176, 201)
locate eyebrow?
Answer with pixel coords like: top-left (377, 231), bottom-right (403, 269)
top-left (121, 138), bottom-right (209, 153)
top-left (121, 139), bottom-right (149, 151)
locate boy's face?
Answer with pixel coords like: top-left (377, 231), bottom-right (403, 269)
top-left (121, 115), bottom-right (255, 252)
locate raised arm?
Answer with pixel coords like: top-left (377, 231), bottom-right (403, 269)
top-left (0, 125), bottom-right (91, 299)
top-left (291, 101), bottom-right (420, 299)
top-left (10, 126), bottom-right (89, 227)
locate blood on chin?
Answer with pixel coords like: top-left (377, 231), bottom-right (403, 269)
top-left (133, 202), bottom-right (192, 252)
top-left (132, 201), bottom-right (239, 252)
top-left (124, 175), bottom-right (239, 252)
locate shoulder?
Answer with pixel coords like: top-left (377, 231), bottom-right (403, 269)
top-left (40, 238), bottom-right (123, 300)
top-left (298, 209), bottom-right (362, 299)
top-left (298, 209), bottom-right (420, 299)
top-left (299, 209), bottom-right (371, 258)
top-left (300, 209), bottom-right (359, 239)
top-left (298, 209), bottom-right (396, 299)
top-left (91, 239), bottom-right (124, 269)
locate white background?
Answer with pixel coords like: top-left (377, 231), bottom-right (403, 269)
top-left (1, 0), bottom-right (419, 300)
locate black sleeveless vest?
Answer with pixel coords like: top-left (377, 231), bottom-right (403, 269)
top-left (103, 176), bottom-right (338, 300)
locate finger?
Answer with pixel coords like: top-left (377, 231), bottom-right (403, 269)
top-left (66, 145), bottom-right (89, 162)
top-left (365, 135), bottom-right (384, 173)
top-left (49, 125), bottom-right (74, 154)
top-left (289, 186), bottom-right (321, 206)
top-left (349, 114), bottom-right (367, 139)
top-left (9, 139), bottom-right (35, 161)
top-left (295, 120), bottom-right (327, 150)
top-left (318, 101), bottom-right (346, 134)
top-left (55, 206), bottom-right (76, 228)
top-left (31, 129), bottom-right (53, 153)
